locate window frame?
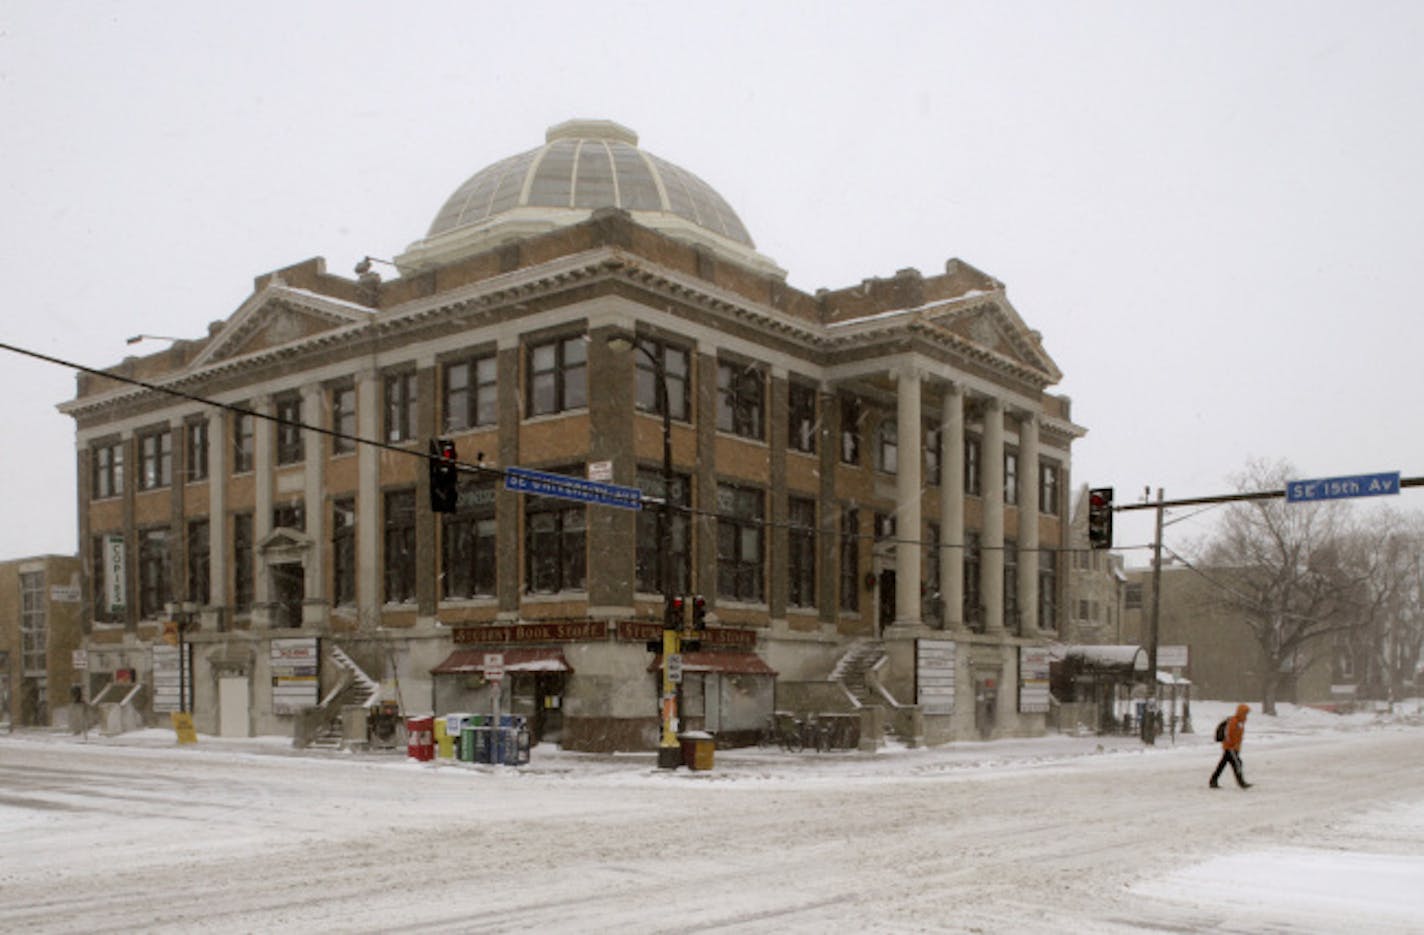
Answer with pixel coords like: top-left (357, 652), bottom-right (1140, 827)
top-left (787, 381), bottom-right (817, 455)
top-left (384, 372), bottom-right (418, 444)
top-left (384, 488), bottom-right (417, 604)
top-left (840, 395), bottom-right (862, 465)
top-left (635, 468), bottom-right (691, 595)
top-left (633, 338), bottom-right (690, 422)
top-left (524, 466), bottom-right (588, 594)
top-left (876, 416), bottom-right (898, 474)
top-left (787, 496), bottom-right (817, 609)
top-left (443, 354), bottom-right (499, 433)
top-left (137, 526), bottom-right (171, 620)
top-left (92, 441), bottom-right (124, 500)
top-left (331, 384), bottom-right (357, 455)
top-left (274, 392), bottom-right (304, 465)
top-left (441, 479), bottom-right (498, 600)
top-left (186, 419), bottom-right (209, 482)
top-left (137, 428), bottom-right (172, 491)
top-left (526, 335), bottom-right (588, 418)
top-left (232, 409), bottom-right (255, 474)
top-left (715, 483), bottom-right (765, 602)
top-left (839, 506), bottom-right (860, 612)
top-left (332, 497), bottom-right (357, 607)
top-left (186, 518), bottom-right (209, 607)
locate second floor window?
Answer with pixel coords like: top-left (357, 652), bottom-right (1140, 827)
top-left (444, 355), bottom-right (498, 432)
top-left (787, 496), bottom-right (817, 608)
top-left (442, 480), bottom-right (497, 599)
top-left (138, 429), bottom-right (172, 490)
top-left (384, 489), bottom-right (417, 603)
top-left (233, 410), bottom-right (255, 474)
top-left (1040, 462), bottom-right (1060, 515)
top-left (964, 435), bottom-right (981, 496)
top-left (876, 417), bottom-right (898, 474)
top-left (528, 336), bottom-right (587, 417)
top-left (331, 385), bottom-right (356, 454)
top-left (186, 519), bottom-right (209, 606)
top-left (385, 372), bottom-right (417, 443)
top-left (635, 469), bottom-right (690, 595)
top-left (1004, 451), bottom-right (1019, 505)
top-left (716, 361), bottom-right (764, 440)
top-left (525, 467), bottom-right (587, 594)
top-left (186, 419), bottom-right (209, 482)
top-left (138, 527), bottom-right (170, 619)
top-left (332, 498), bottom-right (356, 606)
top-left (233, 512), bottom-right (254, 612)
top-left (840, 395), bottom-right (862, 464)
top-left (716, 483), bottom-right (764, 602)
top-left (275, 393), bottom-right (304, 465)
top-left (788, 382), bottom-right (817, 454)
top-left (92, 442), bottom-right (124, 500)
top-left (924, 425), bottom-right (941, 486)
top-left (273, 501), bottom-right (305, 532)
top-left (634, 339), bottom-right (689, 421)
top-left (839, 506), bottom-right (859, 612)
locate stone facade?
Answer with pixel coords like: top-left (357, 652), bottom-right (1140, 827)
top-left (60, 122), bottom-right (1084, 750)
top-left (0, 554), bottom-right (83, 727)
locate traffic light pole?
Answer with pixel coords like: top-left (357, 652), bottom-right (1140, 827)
top-left (1143, 488), bottom-right (1164, 745)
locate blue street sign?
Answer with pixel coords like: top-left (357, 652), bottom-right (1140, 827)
top-left (504, 466), bottom-right (643, 510)
top-left (1286, 471), bottom-right (1401, 504)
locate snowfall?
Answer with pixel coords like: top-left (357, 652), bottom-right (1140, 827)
top-left (3, 700), bottom-right (1423, 934)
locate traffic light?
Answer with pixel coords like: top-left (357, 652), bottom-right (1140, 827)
top-left (666, 595), bottom-right (686, 631)
top-left (429, 438), bottom-right (459, 513)
top-left (1087, 487), bottom-right (1114, 550)
top-left (691, 595), bottom-right (707, 630)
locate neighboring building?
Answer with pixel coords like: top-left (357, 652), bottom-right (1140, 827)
top-left (59, 119), bottom-right (1084, 750)
top-left (1064, 485), bottom-right (1127, 645)
top-left (0, 554), bottom-right (83, 728)
top-left (1121, 563), bottom-right (1334, 705)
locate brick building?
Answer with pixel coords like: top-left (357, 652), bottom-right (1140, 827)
top-left (0, 554), bottom-right (83, 728)
top-left (60, 119), bottom-right (1084, 750)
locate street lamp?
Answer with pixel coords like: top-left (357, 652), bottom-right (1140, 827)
top-left (606, 332), bottom-right (682, 769)
top-left (165, 601), bottom-right (198, 714)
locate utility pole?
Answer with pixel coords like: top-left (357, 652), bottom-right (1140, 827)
top-left (1144, 487), bottom-right (1165, 745)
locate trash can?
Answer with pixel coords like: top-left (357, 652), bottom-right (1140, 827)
top-left (433, 717), bottom-right (455, 759)
top-left (678, 731), bottom-right (715, 771)
top-left (405, 715), bottom-right (435, 761)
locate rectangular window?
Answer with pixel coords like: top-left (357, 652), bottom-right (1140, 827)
top-left (924, 425), bottom-right (941, 486)
top-left (273, 501), bottom-right (305, 532)
top-left (1039, 461), bottom-right (1060, 516)
top-left (233, 512), bottom-right (254, 612)
top-left (331, 385), bottom-right (357, 455)
top-left (634, 339), bottom-right (690, 422)
top-left (635, 468), bottom-right (690, 595)
top-left (1004, 450), bottom-right (1019, 505)
top-left (964, 531), bottom-right (981, 630)
top-left (876, 416), bottom-right (898, 474)
top-left (186, 519), bottom-right (209, 607)
top-left (138, 429), bottom-right (172, 491)
top-left (525, 467), bottom-right (587, 594)
top-left (1039, 550), bottom-right (1057, 633)
top-left (964, 435), bottom-right (981, 496)
top-left (716, 361), bottom-right (764, 440)
top-left (444, 355), bottom-right (499, 432)
top-left (384, 489), bottom-right (417, 603)
top-left (787, 496), bottom-right (817, 608)
top-left (138, 527), bottom-right (170, 619)
top-left (332, 498), bottom-right (356, 606)
top-left (1003, 540), bottom-right (1018, 626)
top-left (788, 382), bottom-right (817, 454)
top-left (716, 483), bottom-right (764, 601)
top-left (20, 571), bottom-right (45, 674)
top-left (275, 392), bottom-right (304, 465)
top-left (384, 372), bottom-right (418, 443)
top-left (839, 507), bottom-right (860, 612)
top-left (92, 441), bottom-right (124, 499)
top-left (926, 521), bottom-right (942, 603)
top-left (840, 395), bottom-right (861, 464)
top-left (528, 336), bottom-right (587, 417)
top-left (186, 419), bottom-right (209, 482)
top-left (1124, 582), bottom-right (1143, 610)
top-left (442, 480), bottom-right (498, 599)
top-left (233, 409), bottom-right (255, 474)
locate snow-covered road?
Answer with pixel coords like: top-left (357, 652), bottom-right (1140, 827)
top-left (4, 703), bottom-right (1423, 933)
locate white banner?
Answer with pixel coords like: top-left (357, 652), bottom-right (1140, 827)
top-left (271, 638), bottom-right (319, 715)
top-left (916, 639), bottom-right (957, 715)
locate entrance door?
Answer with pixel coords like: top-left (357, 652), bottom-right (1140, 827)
top-left (878, 569), bottom-right (896, 635)
top-left (219, 676), bottom-right (250, 738)
top-left (271, 564), bottom-right (304, 628)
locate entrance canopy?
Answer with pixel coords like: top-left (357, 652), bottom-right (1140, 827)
top-left (648, 652), bottom-right (777, 676)
top-left (431, 648), bottom-right (575, 675)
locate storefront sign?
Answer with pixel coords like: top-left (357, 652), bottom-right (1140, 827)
top-left (1018, 646), bottom-right (1051, 714)
top-left (51, 584), bottom-right (81, 603)
top-left (103, 534), bottom-right (126, 613)
top-left (453, 621), bottom-right (608, 644)
top-left (616, 621), bottom-right (758, 649)
top-left (916, 639), bottom-right (956, 715)
top-left (271, 638), bottom-right (319, 715)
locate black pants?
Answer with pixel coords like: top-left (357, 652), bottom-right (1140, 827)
top-left (1211, 748), bottom-right (1246, 786)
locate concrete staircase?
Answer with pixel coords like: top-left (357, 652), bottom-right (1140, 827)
top-left (304, 646), bottom-right (380, 750)
top-left (831, 639), bottom-right (889, 709)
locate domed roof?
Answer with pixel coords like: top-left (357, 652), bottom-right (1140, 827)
top-left (397, 119), bottom-right (783, 277)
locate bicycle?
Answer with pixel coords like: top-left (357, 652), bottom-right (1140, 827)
top-left (759, 711), bottom-right (805, 753)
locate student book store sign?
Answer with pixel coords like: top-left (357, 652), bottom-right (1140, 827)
top-left (451, 620), bottom-right (757, 649)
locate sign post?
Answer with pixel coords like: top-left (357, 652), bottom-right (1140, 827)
top-left (485, 653), bottom-right (504, 763)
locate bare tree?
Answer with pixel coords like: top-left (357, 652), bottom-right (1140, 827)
top-left (1203, 459), bottom-right (1355, 714)
top-left (1337, 509), bottom-right (1424, 709)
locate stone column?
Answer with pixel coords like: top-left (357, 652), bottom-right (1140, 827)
top-left (355, 370), bottom-right (381, 628)
top-left (939, 383), bottom-right (964, 631)
top-left (301, 383), bottom-right (326, 626)
top-left (893, 364), bottom-right (922, 628)
top-left (980, 397), bottom-right (1005, 632)
top-left (1015, 411), bottom-right (1040, 635)
top-left (252, 395), bottom-right (274, 627)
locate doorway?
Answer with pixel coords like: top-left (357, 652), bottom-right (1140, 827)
top-left (878, 568), bottom-right (896, 636)
top-left (271, 563), bottom-right (304, 629)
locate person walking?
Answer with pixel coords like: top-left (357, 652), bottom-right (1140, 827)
top-left (1210, 703), bottom-right (1252, 789)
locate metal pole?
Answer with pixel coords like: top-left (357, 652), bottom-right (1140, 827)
top-left (1145, 487), bottom-right (1164, 745)
top-left (656, 349), bottom-right (683, 769)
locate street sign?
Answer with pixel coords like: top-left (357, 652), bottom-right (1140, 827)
top-left (667, 653), bottom-right (683, 684)
top-left (484, 653), bottom-right (505, 682)
top-left (1286, 471), bottom-right (1400, 503)
top-left (72, 649), bottom-right (88, 670)
top-left (504, 466), bottom-right (643, 510)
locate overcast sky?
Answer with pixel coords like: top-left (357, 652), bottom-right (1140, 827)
top-left (3, 1), bottom-right (1421, 562)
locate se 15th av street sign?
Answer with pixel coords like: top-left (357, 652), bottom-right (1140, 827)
top-left (1286, 471), bottom-right (1400, 504)
top-left (504, 466), bottom-right (643, 511)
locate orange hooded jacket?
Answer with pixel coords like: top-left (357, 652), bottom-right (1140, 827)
top-left (1222, 704), bottom-right (1249, 751)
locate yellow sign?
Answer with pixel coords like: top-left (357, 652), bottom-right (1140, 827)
top-left (171, 712), bottom-right (198, 745)
top-left (162, 620), bottom-right (180, 646)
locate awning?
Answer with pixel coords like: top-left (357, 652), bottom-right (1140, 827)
top-left (431, 648), bottom-right (574, 676)
top-left (648, 652), bottom-right (777, 676)
top-left (1053, 644), bottom-right (1148, 672)
top-left (1156, 671), bottom-right (1192, 686)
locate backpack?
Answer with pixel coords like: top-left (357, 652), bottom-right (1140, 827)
top-left (1214, 718), bottom-right (1228, 742)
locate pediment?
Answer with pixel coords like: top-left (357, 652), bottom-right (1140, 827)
top-left (191, 282), bottom-right (371, 369)
top-left (258, 526), bottom-right (313, 562)
top-left (922, 300), bottom-right (1062, 383)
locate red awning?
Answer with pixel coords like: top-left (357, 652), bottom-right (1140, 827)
top-left (648, 652), bottom-right (777, 676)
top-left (431, 648), bottom-right (574, 676)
